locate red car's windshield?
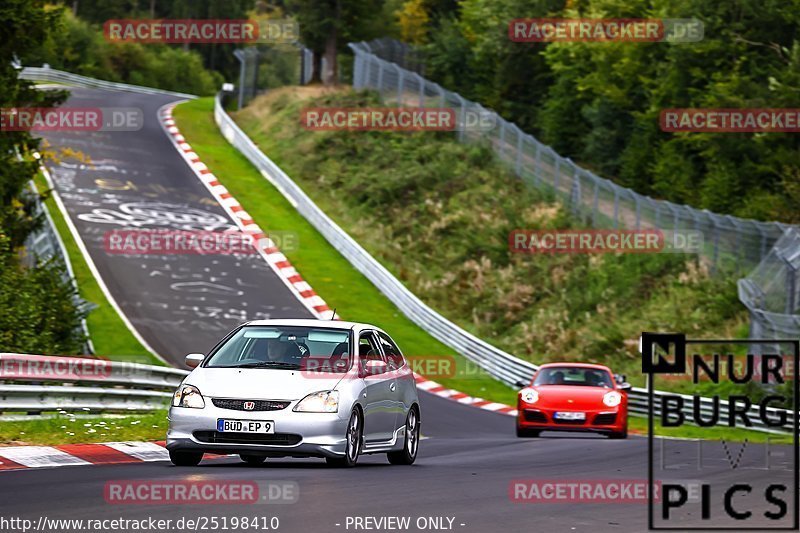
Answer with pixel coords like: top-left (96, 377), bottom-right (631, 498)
top-left (533, 367), bottom-right (614, 388)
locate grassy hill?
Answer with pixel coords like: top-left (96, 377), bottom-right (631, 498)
top-left (231, 86), bottom-right (749, 389)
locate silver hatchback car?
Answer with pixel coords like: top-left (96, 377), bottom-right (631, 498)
top-left (167, 319), bottom-right (420, 467)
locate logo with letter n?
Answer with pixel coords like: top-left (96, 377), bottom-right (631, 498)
top-left (641, 332), bottom-right (686, 375)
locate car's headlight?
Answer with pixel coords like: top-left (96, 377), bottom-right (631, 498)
top-left (603, 391), bottom-right (622, 407)
top-left (520, 388), bottom-right (538, 404)
top-left (293, 390), bottom-right (339, 413)
top-left (172, 384), bottom-right (205, 409)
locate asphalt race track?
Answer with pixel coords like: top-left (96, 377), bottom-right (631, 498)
top-left (6, 86), bottom-right (795, 533)
top-left (38, 87), bottom-right (314, 362)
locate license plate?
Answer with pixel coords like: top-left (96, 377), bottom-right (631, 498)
top-left (217, 419), bottom-right (275, 433)
top-left (554, 411), bottom-right (586, 421)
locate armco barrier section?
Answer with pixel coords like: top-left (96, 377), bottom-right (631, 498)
top-left (214, 94), bottom-right (538, 387)
top-left (0, 354), bottom-right (188, 413)
top-left (214, 94), bottom-right (792, 433)
top-left (18, 66), bottom-right (197, 99)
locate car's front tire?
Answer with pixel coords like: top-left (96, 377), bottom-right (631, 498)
top-left (516, 425), bottom-right (540, 438)
top-left (169, 450), bottom-right (203, 466)
top-left (326, 409), bottom-right (362, 468)
top-left (240, 454), bottom-right (267, 465)
top-left (388, 407), bottom-right (419, 465)
top-left (608, 426), bottom-right (628, 439)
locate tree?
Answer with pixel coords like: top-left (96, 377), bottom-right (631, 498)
top-left (286, 0), bottom-right (385, 84)
top-left (0, 0), bottom-right (87, 354)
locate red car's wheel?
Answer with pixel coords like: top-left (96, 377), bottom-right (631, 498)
top-left (516, 425), bottom-right (540, 438)
top-left (608, 426), bottom-right (628, 439)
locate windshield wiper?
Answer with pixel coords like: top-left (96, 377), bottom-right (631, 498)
top-left (218, 361), bottom-right (302, 369)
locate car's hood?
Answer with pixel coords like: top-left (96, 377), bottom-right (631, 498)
top-left (185, 367), bottom-right (346, 401)
top-left (533, 385), bottom-right (616, 410)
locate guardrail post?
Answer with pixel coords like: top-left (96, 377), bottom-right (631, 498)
top-left (454, 94), bottom-right (466, 141)
top-left (414, 73), bottom-right (425, 107)
top-left (376, 60), bottom-right (385, 99)
top-left (395, 65), bottom-right (404, 107)
top-left (234, 49), bottom-right (246, 110)
top-left (553, 154), bottom-right (561, 193)
top-left (514, 127), bottom-right (524, 175)
top-left (497, 120), bottom-right (506, 159)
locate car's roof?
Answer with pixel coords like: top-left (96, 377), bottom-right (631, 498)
top-left (538, 362), bottom-right (612, 371)
top-left (242, 318), bottom-right (383, 333)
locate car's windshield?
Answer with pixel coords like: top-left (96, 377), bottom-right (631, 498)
top-left (205, 326), bottom-right (352, 372)
top-left (533, 367), bottom-right (613, 388)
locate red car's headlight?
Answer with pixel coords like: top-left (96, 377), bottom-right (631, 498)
top-left (520, 388), bottom-right (538, 404)
top-left (603, 391), bottom-right (622, 407)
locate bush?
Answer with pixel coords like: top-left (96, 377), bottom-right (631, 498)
top-left (23, 10), bottom-right (222, 95)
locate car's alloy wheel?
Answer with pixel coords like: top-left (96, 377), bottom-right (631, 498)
top-left (169, 450), bottom-right (203, 466)
top-left (388, 408), bottom-right (419, 465)
top-left (240, 454), bottom-right (267, 465)
top-left (326, 410), bottom-right (362, 467)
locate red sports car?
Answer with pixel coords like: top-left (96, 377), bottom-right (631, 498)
top-left (515, 363), bottom-right (630, 439)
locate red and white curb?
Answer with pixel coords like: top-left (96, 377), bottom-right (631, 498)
top-left (158, 104), bottom-right (332, 319)
top-left (414, 375), bottom-right (518, 416)
top-left (0, 441), bottom-right (171, 471)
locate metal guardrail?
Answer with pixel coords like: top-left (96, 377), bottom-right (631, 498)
top-left (348, 41), bottom-right (795, 274)
top-left (214, 94), bottom-right (538, 388)
top-left (214, 94), bottom-right (794, 434)
top-left (0, 354), bottom-right (188, 413)
top-left (627, 386), bottom-right (794, 434)
top-left (18, 66), bottom-right (197, 99)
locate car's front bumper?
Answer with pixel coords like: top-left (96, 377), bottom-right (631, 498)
top-left (516, 405), bottom-right (627, 433)
top-left (167, 402), bottom-right (350, 458)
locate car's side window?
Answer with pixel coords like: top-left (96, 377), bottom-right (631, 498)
top-left (359, 331), bottom-right (386, 375)
top-left (377, 332), bottom-right (404, 371)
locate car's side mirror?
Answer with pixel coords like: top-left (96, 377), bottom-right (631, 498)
top-left (363, 359), bottom-right (387, 376)
top-left (515, 380), bottom-right (529, 388)
top-left (185, 353), bottom-right (205, 369)
top-left (618, 382), bottom-right (632, 391)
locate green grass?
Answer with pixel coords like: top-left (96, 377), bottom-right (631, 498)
top-left (628, 416), bottom-right (792, 444)
top-left (32, 171), bottom-right (160, 365)
top-left (0, 411), bottom-right (168, 446)
top-left (172, 97), bottom-right (518, 406)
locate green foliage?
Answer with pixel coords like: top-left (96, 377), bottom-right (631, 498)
top-left (0, 256), bottom-right (86, 355)
top-left (22, 9), bottom-right (223, 95)
top-left (413, 0), bottom-right (800, 223)
top-left (0, 0), bottom-right (88, 355)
